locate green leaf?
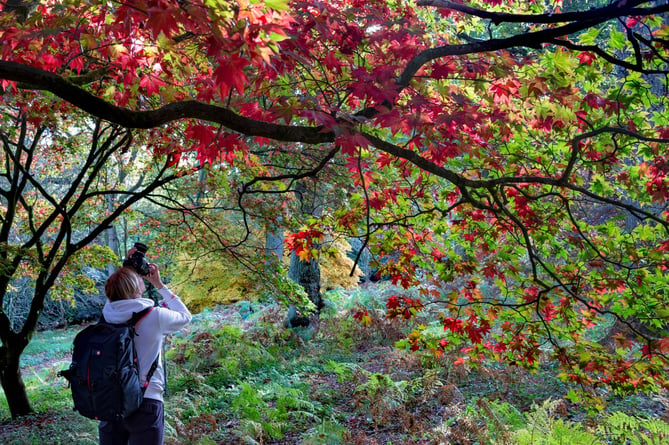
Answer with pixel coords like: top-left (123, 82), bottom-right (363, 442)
top-left (591, 174), bottom-right (612, 194)
top-left (264, 0), bottom-right (290, 11)
top-left (565, 389), bottom-right (582, 403)
top-left (269, 31), bottom-right (289, 42)
top-left (578, 27), bottom-right (602, 46)
top-left (609, 28), bottom-right (627, 50)
top-left (552, 49), bottom-right (578, 75)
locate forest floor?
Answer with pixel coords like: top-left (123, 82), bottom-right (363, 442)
top-left (1, 283), bottom-right (668, 444)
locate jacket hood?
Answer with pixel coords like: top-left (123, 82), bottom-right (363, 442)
top-left (102, 298), bottom-right (155, 324)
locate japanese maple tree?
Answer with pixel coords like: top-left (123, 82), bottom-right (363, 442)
top-left (1, 0), bottom-right (668, 417)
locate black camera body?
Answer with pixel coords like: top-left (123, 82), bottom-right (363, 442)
top-left (123, 242), bottom-right (150, 276)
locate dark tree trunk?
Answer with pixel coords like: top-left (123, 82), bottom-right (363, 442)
top-left (0, 336), bottom-right (32, 418)
top-left (0, 283), bottom-right (49, 418)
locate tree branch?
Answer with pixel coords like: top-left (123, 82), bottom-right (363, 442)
top-left (416, 0), bottom-right (656, 24)
top-left (241, 146), bottom-right (339, 192)
top-left (0, 61), bottom-right (333, 143)
top-left (396, 9), bottom-right (669, 89)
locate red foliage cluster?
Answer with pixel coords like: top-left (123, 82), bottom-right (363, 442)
top-left (285, 228), bottom-right (325, 261)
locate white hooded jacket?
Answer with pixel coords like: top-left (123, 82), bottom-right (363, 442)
top-left (102, 286), bottom-right (191, 402)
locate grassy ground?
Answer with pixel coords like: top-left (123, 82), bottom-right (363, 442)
top-left (1, 285), bottom-right (668, 444)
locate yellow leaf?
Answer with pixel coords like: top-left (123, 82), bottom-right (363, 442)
top-left (297, 248), bottom-right (311, 261)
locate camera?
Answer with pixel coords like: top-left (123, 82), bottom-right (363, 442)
top-left (123, 242), bottom-right (150, 276)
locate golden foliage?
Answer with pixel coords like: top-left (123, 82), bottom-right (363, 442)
top-left (170, 253), bottom-right (253, 313)
top-left (287, 238), bottom-right (363, 290)
top-left (172, 238), bottom-right (362, 313)
top-left (319, 239), bottom-right (364, 290)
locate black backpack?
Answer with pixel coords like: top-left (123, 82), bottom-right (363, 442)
top-left (59, 307), bottom-right (159, 421)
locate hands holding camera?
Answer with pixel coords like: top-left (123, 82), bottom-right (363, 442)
top-left (146, 262), bottom-right (164, 290)
top-left (126, 244), bottom-right (165, 290)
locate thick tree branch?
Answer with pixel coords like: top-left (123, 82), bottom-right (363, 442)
top-left (417, 0), bottom-right (658, 24)
top-left (396, 9), bottom-right (669, 89)
top-left (350, 2), bottom-right (669, 121)
top-left (0, 61), bottom-right (333, 143)
top-left (2, 60), bottom-right (667, 235)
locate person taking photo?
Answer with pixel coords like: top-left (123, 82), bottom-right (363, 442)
top-left (99, 248), bottom-right (191, 445)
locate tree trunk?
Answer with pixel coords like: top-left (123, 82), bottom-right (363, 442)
top-left (105, 224), bottom-right (120, 276)
top-left (0, 283), bottom-right (48, 418)
top-left (288, 180), bottom-right (324, 311)
top-left (0, 337), bottom-right (32, 418)
top-left (265, 229), bottom-right (284, 261)
top-left (288, 252), bottom-right (323, 311)
top-left (348, 237), bottom-right (371, 282)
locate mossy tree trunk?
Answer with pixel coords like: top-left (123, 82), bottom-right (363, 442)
top-left (289, 180), bottom-right (324, 311)
top-left (288, 252), bottom-right (323, 311)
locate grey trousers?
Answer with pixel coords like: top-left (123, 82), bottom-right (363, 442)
top-left (99, 398), bottom-right (164, 445)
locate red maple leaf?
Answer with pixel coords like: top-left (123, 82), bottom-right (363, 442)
top-left (578, 52), bottom-right (596, 66)
top-left (430, 60), bottom-right (458, 79)
top-left (376, 153), bottom-right (395, 169)
top-left (336, 132), bottom-right (370, 156)
top-left (42, 53), bottom-right (64, 70)
top-left (218, 133), bottom-right (245, 164)
top-left (139, 74), bottom-right (166, 96)
top-left (69, 57), bottom-right (84, 74)
top-left (146, 5), bottom-right (182, 38)
top-left (213, 55), bottom-right (250, 97)
top-left (442, 317), bottom-right (463, 333)
top-left (465, 319), bottom-right (491, 344)
top-left (186, 124), bottom-right (216, 147)
top-left (386, 295), bottom-right (401, 310)
top-left (641, 343), bottom-right (656, 357)
top-left (368, 193), bottom-right (385, 210)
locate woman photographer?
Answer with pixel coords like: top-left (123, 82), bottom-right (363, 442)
top-left (99, 247), bottom-right (191, 445)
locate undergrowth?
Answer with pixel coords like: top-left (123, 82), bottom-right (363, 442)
top-left (1, 282), bottom-right (668, 444)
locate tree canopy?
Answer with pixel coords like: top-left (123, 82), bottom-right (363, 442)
top-left (1, 0), bottom-right (669, 416)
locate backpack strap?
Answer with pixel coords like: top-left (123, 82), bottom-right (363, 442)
top-left (128, 307), bottom-right (160, 393)
top-left (128, 307), bottom-right (153, 326)
top-left (143, 356), bottom-right (160, 393)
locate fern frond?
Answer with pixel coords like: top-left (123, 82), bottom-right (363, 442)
top-left (514, 399), bottom-right (603, 445)
top-left (301, 421), bottom-right (350, 445)
top-left (599, 411), bottom-right (669, 445)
